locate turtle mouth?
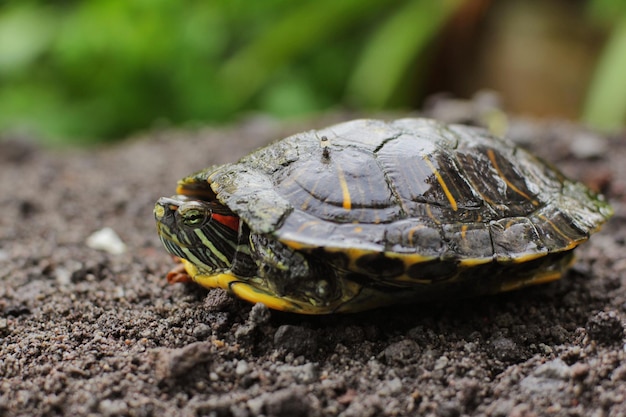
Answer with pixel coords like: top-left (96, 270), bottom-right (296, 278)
top-left (154, 196), bottom-right (194, 254)
top-left (154, 197), bottom-right (205, 249)
top-left (154, 197), bottom-right (180, 233)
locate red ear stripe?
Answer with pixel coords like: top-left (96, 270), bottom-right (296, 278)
top-left (212, 213), bottom-right (240, 231)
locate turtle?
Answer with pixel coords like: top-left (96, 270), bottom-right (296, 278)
top-left (154, 118), bottom-right (612, 314)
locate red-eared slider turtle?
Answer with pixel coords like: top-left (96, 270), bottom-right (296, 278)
top-left (154, 119), bottom-right (612, 314)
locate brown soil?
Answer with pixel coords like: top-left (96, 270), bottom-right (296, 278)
top-left (1, 106), bottom-right (625, 417)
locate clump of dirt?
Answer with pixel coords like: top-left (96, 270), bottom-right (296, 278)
top-left (1, 106), bottom-right (625, 416)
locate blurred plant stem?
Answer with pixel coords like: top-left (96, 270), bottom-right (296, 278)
top-left (583, 15), bottom-right (626, 132)
top-left (346, 0), bottom-right (463, 109)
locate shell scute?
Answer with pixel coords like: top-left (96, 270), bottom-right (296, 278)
top-left (376, 134), bottom-right (482, 216)
top-left (316, 119), bottom-right (396, 152)
top-left (383, 219), bottom-right (443, 256)
top-left (490, 217), bottom-right (547, 262)
top-left (209, 166), bottom-right (293, 234)
top-left (442, 222), bottom-right (493, 261)
top-left (274, 145), bottom-right (401, 223)
top-left (530, 205), bottom-right (588, 251)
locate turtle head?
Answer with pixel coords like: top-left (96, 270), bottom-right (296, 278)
top-left (154, 195), bottom-right (240, 273)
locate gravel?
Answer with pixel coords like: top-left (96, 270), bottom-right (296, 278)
top-left (1, 110), bottom-right (625, 416)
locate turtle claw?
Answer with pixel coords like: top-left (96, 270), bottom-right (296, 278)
top-left (166, 258), bottom-right (192, 284)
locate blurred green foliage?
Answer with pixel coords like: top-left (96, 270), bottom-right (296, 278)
top-left (0, 0), bottom-right (462, 144)
top-left (584, 0), bottom-right (626, 132)
top-left (0, 0), bottom-right (624, 145)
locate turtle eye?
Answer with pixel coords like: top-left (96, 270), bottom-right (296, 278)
top-left (178, 201), bottom-right (211, 228)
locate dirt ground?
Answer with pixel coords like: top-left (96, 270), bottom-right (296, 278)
top-left (1, 102), bottom-right (625, 417)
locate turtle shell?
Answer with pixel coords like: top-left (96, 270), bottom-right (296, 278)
top-left (170, 118), bottom-right (611, 312)
top-left (202, 119), bottom-right (610, 263)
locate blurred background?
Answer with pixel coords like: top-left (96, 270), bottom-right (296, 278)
top-left (0, 0), bottom-right (624, 145)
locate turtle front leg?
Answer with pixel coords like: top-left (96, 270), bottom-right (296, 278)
top-left (166, 257), bottom-right (194, 284)
top-left (249, 234), bottom-right (341, 307)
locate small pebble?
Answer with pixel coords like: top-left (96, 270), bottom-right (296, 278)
top-left (533, 359), bottom-right (571, 380)
top-left (265, 388), bottom-right (310, 417)
top-left (274, 325), bottom-right (318, 357)
top-left (249, 303), bottom-right (271, 325)
top-left (437, 401), bottom-right (461, 417)
top-left (571, 363), bottom-right (590, 380)
top-left (297, 362), bottom-right (319, 384)
top-left (98, 399), bottom-right (128, 417)
top-left (382, 339), bottom-right (420, 365)
top-left (55, 268), bottom-right (73, 285)
top-left (490, 336), bottom-right (521, 362)
top-left (86, 227), bottom-right (127, 255)
top-left (586, 311), bottom-right (624, 345)
top-left (570, 133), bottom-right (608, 159)
top-left (235, 360), bottom-right (249, 376)
top-left (193, 324), bottom-right (212, 339)
top-left (247, 397), bottom-right (264, 415)
top-left (155, 342), bottom-right (213, 381)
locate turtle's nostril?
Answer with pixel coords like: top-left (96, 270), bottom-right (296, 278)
top-left (154, 204), bottom-right (166, 220)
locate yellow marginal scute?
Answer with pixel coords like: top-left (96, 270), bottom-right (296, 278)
top-left (229, 282), bottom-right (304, 312)
top-left (458, 257), bottom-right (494, 267)
top-left (537, 214), bottom-right (583, 251)
top-left (181, 260), bottom-right (319, 313)
top-left (190, 270), bottom-right (239, 291)
top-left (181, 259), bottom-right (239, 291)
top-left (507, 250), bottom-right (548, 264)
top-left (500, 270), bottom-right (563, 292)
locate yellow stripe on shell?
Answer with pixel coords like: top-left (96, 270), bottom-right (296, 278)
top-left (423, 156), bottom-right (458, 211)
top-left (406, 224), bottom-right (426, 246)
top-left (460, 224), bottom-right (468, 240)
top-left (335, 164), bottom-right (352, 211)
top-left (536, 214), bottom-right (585, 251)
top-left (425, 205), bottom-right (440, 224)
top-left (486, 149), bottom-right (539, 206)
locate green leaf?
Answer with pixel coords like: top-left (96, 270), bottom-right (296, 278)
top-left (0, 5), bottom-right (56, 75)
top-left (583, 16), bottom-right (626, 132)
top-left (214, 0), bottom-right (397, 111)
top-left (346, 0), bottom-right (463, 108)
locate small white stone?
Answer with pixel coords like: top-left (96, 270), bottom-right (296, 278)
top-left (235, 360), bottom-right (249, 376)
top-left (570, 133), bottom-right (608, 159)
top-left (55, 267), bottom-right (72, 285)
top-left (98, 399), bottom-right (128, 417)
top-left (86, 227), bottom-right (126, 255)
top-left (247, 397), bottom-right (265, 415)
top-left (114, 286), bottom-right (125, 298)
